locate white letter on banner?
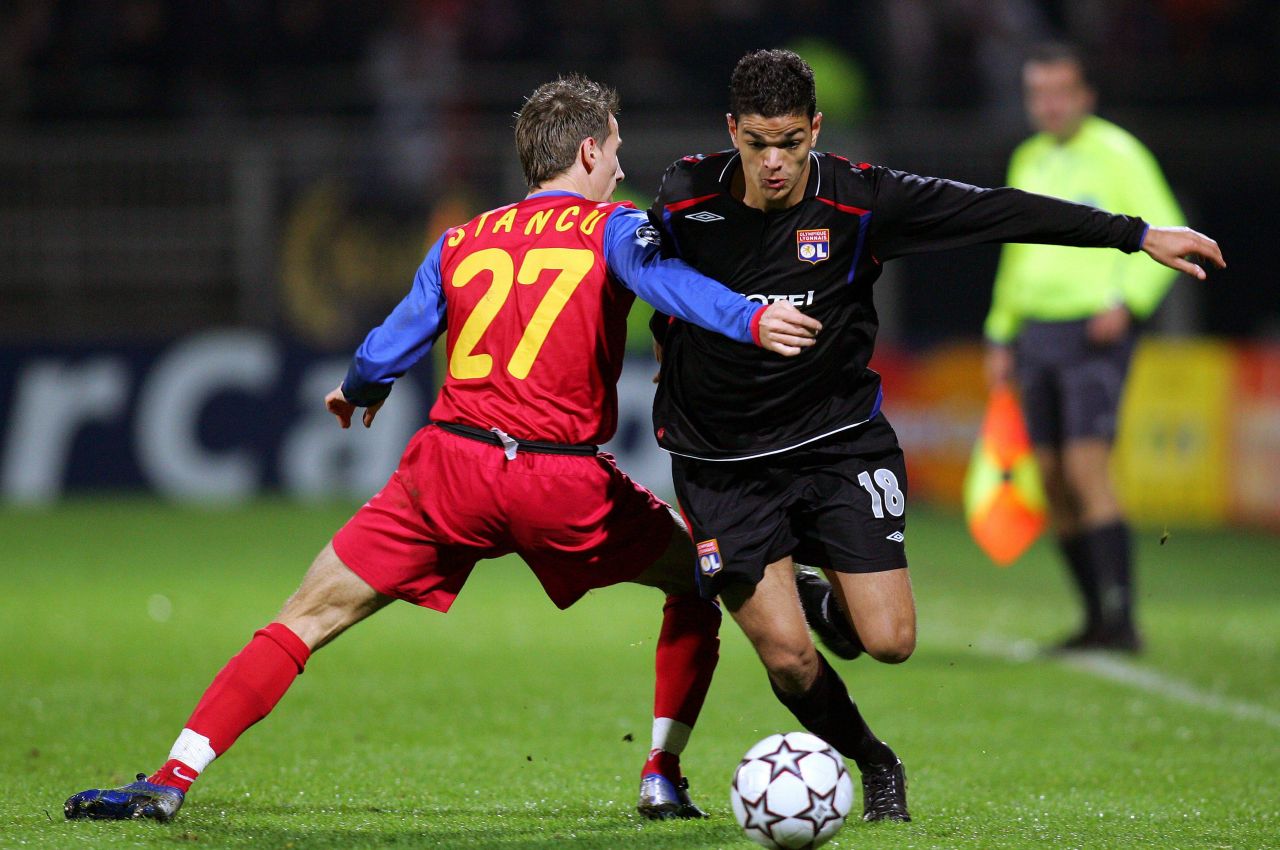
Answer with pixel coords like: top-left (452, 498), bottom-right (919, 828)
top-left (135, 330), bottom-right (279, 500)
top-left (1, 358), bottom-right (130, 504)
top-left (279, 360), bottom-right (425, 498)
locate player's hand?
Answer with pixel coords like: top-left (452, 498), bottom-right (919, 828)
top-left (1141, 226), bottom-right (1225, 280)
top-left (325, 385), bottom-right (385, 429)
top-left (325, 385), bottom-right (357, 428)
top-left (984, 343), bottom-right (1014, 388)
top-left (1087, 304), bottom-right (1131, 346)
top-left (757, 302), bottom-right (822, 356)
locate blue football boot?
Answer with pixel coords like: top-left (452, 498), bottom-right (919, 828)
top-left (637, 773), bottom-right (707, 819)
top-left (64, 773), bottom-right (185, 822)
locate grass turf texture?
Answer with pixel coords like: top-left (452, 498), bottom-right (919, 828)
top-left (1, 499), bottom-right (1277, 849)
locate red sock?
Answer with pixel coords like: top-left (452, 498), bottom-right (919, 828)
top-left (654, 594), bottom-right (720, 725)
top-left (148, 759), bottom-right (199, 793)
top-left (644, 594), bottom-right (720, 779)
top-left (642, 748), bottom-right (682, 781)
top-left (183, 622), bottom-right (311, 756)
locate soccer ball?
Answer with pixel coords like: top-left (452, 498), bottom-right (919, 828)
top-left (730, 732), bottom-right (854, 850)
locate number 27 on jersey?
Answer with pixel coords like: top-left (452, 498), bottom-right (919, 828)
top-left (447, 247), bottom-right (593, 381)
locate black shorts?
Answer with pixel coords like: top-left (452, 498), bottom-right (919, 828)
top-left (1014, 319), bottom-right (1135, 447)
top-left (672, 415), bottom-right (909, 600)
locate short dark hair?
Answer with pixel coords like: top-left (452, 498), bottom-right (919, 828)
top-left (1025, 42), bottom-right (1093, 87)
top-left (730, 49), bottom-right (817, 120)
top-left (514, 74), bottom-right (619, 189)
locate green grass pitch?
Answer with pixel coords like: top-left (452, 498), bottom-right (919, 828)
top-left (1, 499), bottom-right (1277, 849)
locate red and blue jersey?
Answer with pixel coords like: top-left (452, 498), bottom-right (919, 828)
top-left (343, 191), bottom-right (765, 445)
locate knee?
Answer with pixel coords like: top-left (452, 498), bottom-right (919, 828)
top-left (862, 622), bottom-right (916, 664)
top-left (760, 642), bottom-right (821, 695)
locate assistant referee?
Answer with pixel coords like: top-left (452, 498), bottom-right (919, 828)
top-left (984, 43), bottom-right (1185, 652)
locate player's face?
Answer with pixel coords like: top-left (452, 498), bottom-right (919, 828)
top-left (727, 112), bottom-right (822, 212)
top-left (588, 114), bottom-right (625, 202)
top-left (1023, 60), bottom-right (1095, 142)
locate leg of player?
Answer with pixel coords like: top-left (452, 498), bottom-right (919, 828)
top-left (826, 568), bottom-right (916, 664)
top-left (1061, 437), bottom-right (1140, 651)
top-left (629, 524), bottom-right (720, 820)
top-left (795, 565), bottom-right (866, 660)
top-left (796, 566), bottom-right (917, 663)
top-left (796, 565), bottom-right (917, 664)
top-left (65, 542), bottom-right (393, 822)
top-left (722, 558), bottom-right (910, 822)
top-left (1037, 445), bottom-right (1106, 650)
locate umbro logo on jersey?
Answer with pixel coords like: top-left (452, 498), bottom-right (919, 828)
top-left (686, 211), bottom-right (725, 223)
top-left (885, 531), bottom-right (905, 543)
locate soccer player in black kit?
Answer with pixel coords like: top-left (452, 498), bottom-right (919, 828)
top-left (648, 49), bottom-right (1223, 823)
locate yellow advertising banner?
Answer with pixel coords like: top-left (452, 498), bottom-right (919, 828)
top-left (874, 338), bottom-right (1274, 530)
top-left (1232, 346), bottom-right (1280, 528)
top-left (1113, 339), bottom-right (1235, 526)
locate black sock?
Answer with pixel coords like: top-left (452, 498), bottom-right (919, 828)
top-left (1084, 521), bottom-right (1134, 632)
top-left (769, 652), bottom-right (894, 771)
top-left (1059, 533), bottom-right (1101, 630)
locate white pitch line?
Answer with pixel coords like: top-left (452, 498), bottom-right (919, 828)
top-left (974, 636), bottom-right (1280, 731)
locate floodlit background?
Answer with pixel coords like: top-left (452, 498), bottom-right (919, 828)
top-left (2, 5), bottom-right (1278, 849)
top-left (1, 0), bottom-right (1277, 518)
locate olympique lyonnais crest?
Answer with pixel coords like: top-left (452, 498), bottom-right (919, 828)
top-left (796, 229), bottom-right (830, 264)
top-left (696, 539), bottom-right (723, 576)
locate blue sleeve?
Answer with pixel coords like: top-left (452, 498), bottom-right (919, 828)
top-left (341, 234), bottom-right (448, 406)
top-left (603, 207), bottom-right (762, 345)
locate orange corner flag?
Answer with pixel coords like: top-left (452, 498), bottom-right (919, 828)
top-left (963, 386), bottom-right (1047, 566)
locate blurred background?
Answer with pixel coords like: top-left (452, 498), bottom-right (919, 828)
top-left (1, 0), bottom-right (1277, 530)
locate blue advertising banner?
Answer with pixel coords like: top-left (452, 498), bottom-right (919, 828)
top-left (1, 330), bottom-right (429, 503)
top-left (0, 329), bottom-right (671, 504)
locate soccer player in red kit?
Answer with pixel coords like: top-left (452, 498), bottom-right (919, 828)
top-left (65, 75), bottom-right (822, 824)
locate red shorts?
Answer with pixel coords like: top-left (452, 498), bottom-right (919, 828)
top-left (332, 425), bottom-right (676, 612)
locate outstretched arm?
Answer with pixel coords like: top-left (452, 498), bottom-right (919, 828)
top-left (1140, 226), bottom-right (1225, 280)
top-left (871, 167), bottom-right (1227, 276)
top-left (871, 168), bottom-right (1148, 259)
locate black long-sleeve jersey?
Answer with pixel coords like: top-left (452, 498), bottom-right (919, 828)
top-left (649, 150), bottom-right (1148, 461)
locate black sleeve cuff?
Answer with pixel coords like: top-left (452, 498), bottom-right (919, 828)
top-left (342, 360), bottom-right (393, 407)
top-left (1121, 217), bottom-right (1149, 253)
